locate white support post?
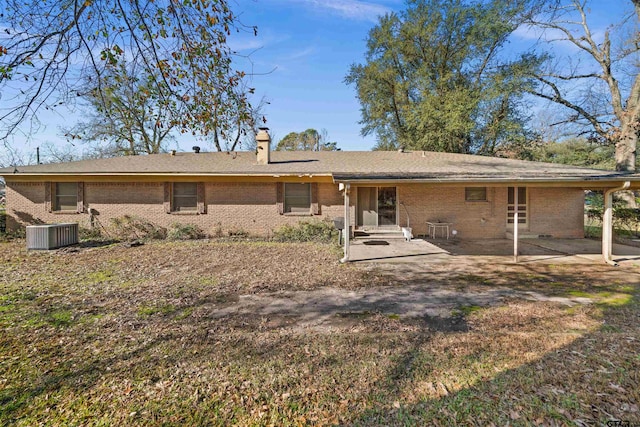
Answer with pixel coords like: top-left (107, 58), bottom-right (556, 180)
top-left (341, 183), bottom-right (351, 263)
top-left (602, 181), bottom-right (631, 265)
top-left (513, 186), bottom-right (519, 263)
top-left (602, 191), bottom-right (613, 262)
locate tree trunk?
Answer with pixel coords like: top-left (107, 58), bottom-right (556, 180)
top-left (616, 122), bottom-right (638, 172)
top-left (616, 124), bottom-right (638, 207)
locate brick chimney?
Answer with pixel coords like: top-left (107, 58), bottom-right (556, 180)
top-left (256, 127), bottom-right (271, 165)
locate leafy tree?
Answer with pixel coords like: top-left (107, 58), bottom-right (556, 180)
top-left (210, 92), bottom-right (269, 152)
top-left (523, 0), bottom-right (640, 173)
top-left (275, 129), bottom-right (339, 151)
top-left (529, 138), bottom-right (615, 169)
top-left (64, 59), bottom-right (177, 155)
top-left (0, 0), bottom-right (256, 149)
top-left (345, 0), bottom-right (540, 154)
top-left (64, 58), bottom-right (266, 154)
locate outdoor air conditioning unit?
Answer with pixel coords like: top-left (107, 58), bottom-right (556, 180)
top-left (26, 223), bottom-right (79, 250)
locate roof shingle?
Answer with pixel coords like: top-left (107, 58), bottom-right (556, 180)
top-left (1, 150), bottom-right (638, 183)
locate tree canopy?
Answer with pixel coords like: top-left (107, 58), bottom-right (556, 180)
top-left (275, 129), bottom-right (339, 151)
top-left (0, 0), bottom-right (256, 150)
top-left (63, 58), bottom-right (177, 156)
top-left (346, 0), bottom-right (540, 154)
top-left (523, 0), bottom-right (640, 173)
top-left (528, 138), bottom-right (615, 169)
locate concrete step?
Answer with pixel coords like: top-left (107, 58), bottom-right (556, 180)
top-left (354, 228), bottom-right (409, 240)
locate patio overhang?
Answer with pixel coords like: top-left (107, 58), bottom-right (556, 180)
top-left (332, 172), bottom-right (640, 189)
top-left (335, 177), bottom-right (640, 265)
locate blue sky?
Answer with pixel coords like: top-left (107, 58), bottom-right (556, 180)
top-left (4, 0), bottom-right (635, 157)
top-left (228, 0), bottom-right (401, 150)
top-left (227, 0), bottom-right (634, 150)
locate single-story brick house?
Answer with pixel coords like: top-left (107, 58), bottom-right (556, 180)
top-left (2, 129), bottom-right (639, 262)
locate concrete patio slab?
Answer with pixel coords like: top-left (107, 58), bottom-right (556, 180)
top-left (348, 237), bottom-right (640, 267)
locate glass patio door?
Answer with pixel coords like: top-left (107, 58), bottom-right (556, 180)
top-left (357, 186), bottom-right (397, 227)
top-left (377, 187), bottom-right (397, 226)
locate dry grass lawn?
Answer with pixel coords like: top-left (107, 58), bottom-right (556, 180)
top-left (0, 239), bottom-right (639, 426)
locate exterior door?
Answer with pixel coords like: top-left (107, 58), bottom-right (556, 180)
top-left (357, 187), bottom-right (378, 227)
top-left (377, 187), bottom-right (397, 226)
top-left (507, 187), bottom-right (528, 228)
top-left (357, 186), bottom-right (397, 227)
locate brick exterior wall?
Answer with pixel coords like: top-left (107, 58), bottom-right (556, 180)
top-left (528, 187), bottom-right (585, 238)
top-left (397, 185), bottom-right (506, 239)
top-left (5, 181), bottom-right (352, 236)
top-left (5, 181), bottom-right (583, 238)
top-left (395, 185), bottom-right (584, 239)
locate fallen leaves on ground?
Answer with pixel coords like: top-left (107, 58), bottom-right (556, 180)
top-left (0, 239), bottom-right (638, 426)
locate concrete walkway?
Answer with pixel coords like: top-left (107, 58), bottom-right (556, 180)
top-left (211, 282), bottom-right (598, 331)
top-left (205, 238), bottom-right (640, 331)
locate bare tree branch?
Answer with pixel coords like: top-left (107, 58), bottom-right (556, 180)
top-left (525, 0), bottom-right (639, 173)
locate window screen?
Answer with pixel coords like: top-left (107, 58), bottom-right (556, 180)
top-left (284, 183), bottom-right (311, 213)
top-left (172, 183), bottom-right (198, 211)
top-left (465, 187), bottom-right (487, 201)
top-left (55, 183), bottom-right (78, 211)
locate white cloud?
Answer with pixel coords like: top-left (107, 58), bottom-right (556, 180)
top-left (228, 31), bottom-right (291, 53)
top-left (283, 46), bottom-right (315, 60)
top-left (294, 0), bottom-right (392, 22)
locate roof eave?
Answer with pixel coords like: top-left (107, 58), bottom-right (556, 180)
top-left (2, 172), bottom-right (334, 178)
top-left (332, 174), bottom-right (640, 186)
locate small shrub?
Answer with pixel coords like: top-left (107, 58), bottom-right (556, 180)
top-left (227, 228), bottom-right (249, 238)
top-left (211, 222), bottom-right (224, 238)
top-left (0, 227), bottom-right (25, 242)
top-left (0, 208), bottom-right (5, 235)
top-left (586, 205), bottom-right (640, 237)
top-left (110, 215), bottom-right (167, 241)
top-left (167, 223), bottom-right (206, 240)
top-left (272, 219), bottom-right (338, 243)
top-left (614, 207), bottom-right (640, 237)
top-left (79, 226), bottom-right (103, 240)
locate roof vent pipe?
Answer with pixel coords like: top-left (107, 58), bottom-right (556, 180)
top-left (192, 146), bottom-right (201, 153)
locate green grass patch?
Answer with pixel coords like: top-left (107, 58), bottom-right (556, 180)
top-left (601, 324), bottom-right (622, 333)
top-left (452, 305), bottom-right (483, 317)
top-left (568, 290), bottom-right (633, 306)
top-left (137, 303), bottom-right (177, 317)
top-left (47, 309), bottom-right (75, 327)
top-left (0, 303), bottom-right (16, 313)
top-left (86, 269), bottom-right (115, 284)
top-left (175, 307), bottom-right (194, 320)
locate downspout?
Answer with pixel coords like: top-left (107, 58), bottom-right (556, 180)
top-left (602, 181), bottom-right (631, 266)
top-left (513, 186), bottom-right (519, 263)
top-left (340, 183), bottom-right (351, 263)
